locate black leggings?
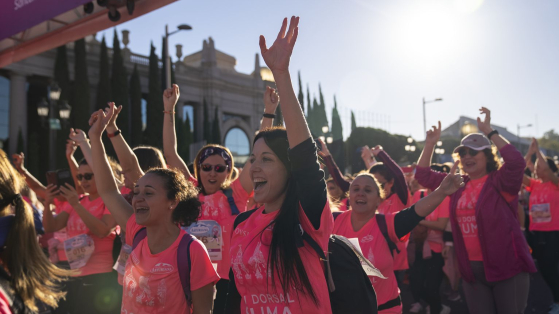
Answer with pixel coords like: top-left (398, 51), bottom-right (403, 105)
top-left (532, 230), bottom-right (559, 303)
top-left (410, 251), bottom-right (445, 313)
top-left (64, 271), bottom-right (122, 314)
top-left (213, 279), bottom-right (230, 314)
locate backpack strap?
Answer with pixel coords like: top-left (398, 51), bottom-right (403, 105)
top-left (420, 191), bottom-right (425, 199)
top-left (301, 232), bottom-right (335, 292)
top-left (375, 214), bottom-right (400, 256)
top-left (332, 211), bottom-right (343, 221)
top-left (233, 208), bottom-right (257, 230)
top-left (223, 189), bottom-right (240, 215)
top-left (132, 227), bottom-right (147, 250)
top-left (177, 233), bottom-right (196, 308)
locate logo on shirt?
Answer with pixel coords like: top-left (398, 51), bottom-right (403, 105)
top-left (361, 235), bottom-right (374, 243)
top-left (150, 263), bottom-right (174, 274)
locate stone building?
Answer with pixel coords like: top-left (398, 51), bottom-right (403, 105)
top-left (0, 31), bottom-right (275, 164)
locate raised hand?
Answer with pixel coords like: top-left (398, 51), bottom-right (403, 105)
top-left (11, 152), bottom-right (25, 173)
top-left (316, 137), bottom-right (330, 158)
top-left (437, 161), bottom-right (464, 196)
top-left (259, 16), bottom-right (299, 74)
top-left (65, 139), bottom-right (77, 158)
top-left (477, 107), bottom-right (493, 135)
top-left (371, 145), bottom-right (383, 157)
top-left (163, 84), bottom-right (180, 111)
top-left (361, 145), bottom-right (372, 161)
top-left (106, 102), bottom-right (123, 133)
top-left (69, 128), bottom-right (88, 144)
top-left (59, 183), bottom-right (80, 206)
top-left (263, 86), bottom-right (280, 114)
top-left (425, 121), bottom-right (442, 146)
top-left (88, 107), bottom-right (114, 140)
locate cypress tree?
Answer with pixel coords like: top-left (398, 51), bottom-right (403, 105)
top-left (274, 105), bottom-right (284, 127)
top-left (212, 107), bottom-right (221, 145)
top-left (72, 38), bottom-right (91, 131)
top-left (54, 44), bottom-right (71, 168)
top-left (144, 43), bottom-right (163, 147)
top-left (96, 36), bottom-right (111, 110)
top-left (129, 64), bottom-right (143, 147)
top-left (331, 95), bottom-right (343, 141)
top-left (298, 71), bottom-right (304, 112)
top-left (312, 97), bottom-right (320, 136)
top-left (161, 37), bottom-right (168, 92)
top-left (111, 29), bottom-right (130, 140)
top-left (351, 110), bottom-right (357, 132)
top-left (203, 99), bottom-right (211, 143)
top-left (317, 83), bottom-right (329, 134)
top-left (184, 114), bottom-right (193, 161)
top-left (306, 84), bottom-right (311, 119)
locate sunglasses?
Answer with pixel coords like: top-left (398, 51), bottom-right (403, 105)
top-left (457, 148), bottom-right (481, 158)
top-left (77, 173), bottom-right (94, 181)
top-left (200, 164), bottom-right (228, 173)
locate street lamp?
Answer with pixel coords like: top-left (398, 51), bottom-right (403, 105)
top-left (407, 137), bottom-right (413, 144)
top-left (322, 125), bottom-right (329, 134)
top-left (164, 24), bottom-right (192, 89)
top-left (423, 97), bottom-right (443, 135)
top-left (517, 124), bottom-right (532, 153)
top-left (37, 82), bottom-right (72, 170)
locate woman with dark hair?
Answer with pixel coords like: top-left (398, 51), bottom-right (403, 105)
top-left (523, 137), bottom-right (559, 313)
top-left (162, 84), bottom-right (269, 312)
top-left (415, 108), bottom-right (536, 314)
top-left (366, 145), bottom-right (411, 282)
top-left (0, 149), bottom-right (71, 313)
top-left (41, 155), bottom-right (121, 314)
top-left (225, 17), bottom-right (334, 313)
top-left (88, 107), bottom-right (219, 314)
top-left (408, 164), bottom-right (451, 314)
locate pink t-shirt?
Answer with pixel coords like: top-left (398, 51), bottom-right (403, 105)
top-left (192, 178), bottom-right (251, 280)
top-left (62, 195), bottom-right (116, 276)
top-left (230, 204), bottom-right (334, 314)
top-left (0, 289), bottom-right (11, 314)
top-left (333, 211), bottom-right (407, 313)
top-left (53, 198), bottom-right (71, 262)
top-left (411, 191), bottom-right (450, 253)
top-left (529, 179), bottom-right (559, 231)
top-left (337, 198), bottom-right (349, 211)
top-left (377, 193), bottom-right (409, 270)
top-left (456, 176), bottom-right (487, 261)
top-left (122, 215), bottom-right (219, 314)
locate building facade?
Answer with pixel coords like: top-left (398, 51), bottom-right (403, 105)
top-left (0, 31), bottom-right (274, 164)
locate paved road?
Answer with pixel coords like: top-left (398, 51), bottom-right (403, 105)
top-left (400, 270), bottom-right (552, 314)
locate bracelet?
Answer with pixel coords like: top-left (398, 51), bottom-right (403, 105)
top-left (263, 113), bottom-right (276, 119)
top-left (107, 129), bottom-right (121, 138)
top-left (163, 110), bottom-right (175, 114)
top-left (487, 129), bottom-right (499, 141)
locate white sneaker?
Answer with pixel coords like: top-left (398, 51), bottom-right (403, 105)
top-left (548, 303), bottom-right (559, 314)
top-left (440, 304), bottom-right (451, 314)
top-left (409, 302), bottom-right (423, 313)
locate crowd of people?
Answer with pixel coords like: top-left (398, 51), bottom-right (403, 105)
top-left (1, 16), bottom-right (558, 314)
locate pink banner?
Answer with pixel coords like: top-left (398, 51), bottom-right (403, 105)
top-left (0, 0), bottom-right (92, 41)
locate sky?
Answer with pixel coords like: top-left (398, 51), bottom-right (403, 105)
top-left (98, 0), bottom-right (559, 141)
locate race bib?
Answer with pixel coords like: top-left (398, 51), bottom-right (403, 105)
top-left (531, 203), bottom-right (551, 223)
top-left (184, 220), bottom-right (222, 262)
top-left (113, 244), bottom-right (132, 275)
top-left (64, 234), bottom-right (95, 270)
top-left (345, 237), bottom-right (386, 279)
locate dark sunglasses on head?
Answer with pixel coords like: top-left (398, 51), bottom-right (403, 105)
top-left (201, 164), bottom-right (228, 173)
top-left (77, 173), bottom-right (94, 181)
top-left (457, 148), bottom-right (481, 158)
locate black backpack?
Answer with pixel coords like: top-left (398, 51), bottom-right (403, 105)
top-left (234, 209), bottom-right (384, 314)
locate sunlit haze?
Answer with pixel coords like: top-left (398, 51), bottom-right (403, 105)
top-left (99, 0), bottom-right (559, 141)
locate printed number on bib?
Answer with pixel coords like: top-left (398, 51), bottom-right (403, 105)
top-left (184, 220), bottom-right (222, 261)
top-left (64, 234), bottom-right (95, 270)
top-left (531, 203), bottom-right (551, 223)
top-left (113, 244), bottom-right (132, 275)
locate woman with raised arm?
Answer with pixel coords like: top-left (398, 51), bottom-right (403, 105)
top-left (162, 84), bottom-right (263, 313)
top-left (0, 149), bottom-right (71, 314)
top-left (415, 108), bottom-right (536, 314)
top-left (225, 16), bottom-right (333, 314)
top-left (316, 138), bottom-right (351, 211)
top-left (367, 145), bottom-right (411, 283)
top-left (334, 162), bottom-right (463, 314)
top-left (41, 153), bottom-right (120, 313)
top-left (523, 137), bottom-right (559, 313)
top-left (88, 107), bottom-right (219, 314)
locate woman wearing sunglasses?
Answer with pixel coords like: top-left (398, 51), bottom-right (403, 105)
top-left (415, 108), bottom-right (536, 314)
top-left (163, 84), bottom-right (273, 312)
top-left (41, 157), bottom-right (121, 313)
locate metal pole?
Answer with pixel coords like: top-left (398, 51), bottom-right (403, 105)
top-left (49, 101), bottom-right (56, 170)
top-left (423, 97), bottom-right (426, 136)
top-left (164, 25), bottom-right (171, 89)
